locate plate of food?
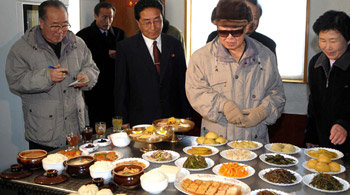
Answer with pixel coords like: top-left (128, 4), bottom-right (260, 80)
top-left (183, 146), bottom-right (219, 157)
top-left (153, 117), bottom-right (194, 132)
top-left (126, 125), bottom-right (172, 143)
top-left (304, 147), bottom-right (344, 160)
top-left (114, 157), bottom-right (150, 169)
top-left (265, 143), bottom-right (301, 154)
top-left (212, 162), bottom-right (255, 179)
top-left (142, 150), bottom-right (180, 163)
top-left (196, 131), bottom-right (227, 146)
top-left (259, 153), bottom-right (298, 167)
top-left (174, 174), bottom-right (251, 195)
top-left (57, 149), bottom-right (81, 159)
top-left (302, 161), bottom-right (345, 174)
top-left (90, 151), bottom-right (123, 163)
top-left (175, 156), bottom-right (214, 172)
top-left (220, 149), bottom-right (257, 162)
top-left (250, 189), bottom-right (289, 195)
top-left (303, 173), bottom-right (349, 193)
top-left (227, 140), bottom-right (263, 151)
top-left (79, 143), bottom-right (98, 153)
top-left (258, 168), bottom-right (302, 186)
top-left (93, 138), bottom-right (111, 147)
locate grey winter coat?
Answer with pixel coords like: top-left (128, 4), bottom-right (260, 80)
top-left (186, 36), bottom-right (285, 144)
top-left (6, 26), bottom-right (99, 148)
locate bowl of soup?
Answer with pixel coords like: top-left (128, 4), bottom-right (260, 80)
top-left (112, 164), bottom-right (144, 188)
top-left (17, 149), bottom-right (48, 169)
top-left (64, 155), bottom-right (94, 178)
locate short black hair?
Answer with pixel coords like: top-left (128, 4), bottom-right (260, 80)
top-left (94, 2), bottom-right (116, 16)
top-left (134, 0), bottom-right (163, 21)
top-left (39, 0), bottom-right (67, 21)
top-left (313, 10), bottom-right (350, 41)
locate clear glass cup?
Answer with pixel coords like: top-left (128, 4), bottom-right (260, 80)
top-left (112, 116), bottom-right (123, 132)
top-left (66, 132), bottom-right (79, 150)
top-left (81, 126), bottom-right (93, 143)
top-left (95, 122), bottom-right (106, 139)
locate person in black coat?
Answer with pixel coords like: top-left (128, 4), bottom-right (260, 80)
top-left (114, 0), bottom-right (191, 127)
top-left (77, 2), bottom-right (125, 127)
top-left (207, 0), bottom-right (276, 54)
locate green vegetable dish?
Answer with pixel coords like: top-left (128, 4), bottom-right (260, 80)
top-left (310, 173), bottom-right (343, 191)
top-left (183, 155), bottom-right (208, 169)
top-left (265, 154), bottom-right (295, 165)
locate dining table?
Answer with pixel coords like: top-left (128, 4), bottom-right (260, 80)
top-left (0, 135), bottom-right (349, 195)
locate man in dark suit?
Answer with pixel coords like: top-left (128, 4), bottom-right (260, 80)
top-left (114, 0), bottom-right (191, 127)
top-left (77, 2), bottom-right (125, 127)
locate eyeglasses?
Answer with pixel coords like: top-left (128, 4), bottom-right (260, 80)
top-left (45, 23), bottom-right (71, 31)
top-left (140, 19), bottom-right (162, 27)
top-left (217, 29), bottom-right (244, 38)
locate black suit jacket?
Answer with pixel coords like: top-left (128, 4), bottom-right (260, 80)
top-left (77, 21), bottom-right (125, 126)
top-left (114, 33), bottom-right (191, 126)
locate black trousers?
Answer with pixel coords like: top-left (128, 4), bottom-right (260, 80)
top-left (28, 141), bottom-right (58, 152)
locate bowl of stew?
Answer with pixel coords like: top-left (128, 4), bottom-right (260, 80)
top-left (17, 149), bottom-right (48, 169)
top-left (112, 164), bottom-right (144, 188)
top-left (64, 155), bottom-right (94, 178)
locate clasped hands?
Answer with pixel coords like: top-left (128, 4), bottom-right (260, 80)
top-left (50, 64), bottom-right (88, 87)
top-left (223, 101), bottom-right (267, 127)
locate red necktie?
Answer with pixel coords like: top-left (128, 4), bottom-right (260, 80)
top-left (153, 41), bottom-right (161, 74)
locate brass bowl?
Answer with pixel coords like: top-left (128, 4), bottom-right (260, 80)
top-left (153, 118), bottom-right (195, 132)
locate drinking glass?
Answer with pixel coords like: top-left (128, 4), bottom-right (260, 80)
top-left (66, 132), bottom-right (79, 150)
top-left (95, 122), bottom-right (106, 139)
top-left (81, 126), bottom-right (93, 143)
top-left (112, 116), bottom-right (123, 132)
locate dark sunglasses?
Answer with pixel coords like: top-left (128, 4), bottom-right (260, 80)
top-left (217, 29), bottom-right (244, 38)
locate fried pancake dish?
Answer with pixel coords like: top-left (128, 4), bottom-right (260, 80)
top-left (181, 178), bottom-right (242, 195)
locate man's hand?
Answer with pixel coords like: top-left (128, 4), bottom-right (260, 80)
top-left (50, 64), bottom-right (68, 82)
top-left (109, 50), bottom-right (116, 59)
top-left (238, 105), bottom-right (267, 128)
top-left (223, 101), bottom-right (244, 124)
top-left (74, 74), bottom-right (89, 88)
top-left (330, 124), bottom-right (348, 145)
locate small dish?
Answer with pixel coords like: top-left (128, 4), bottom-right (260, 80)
top-left (212, 162), bottom-right (255, 179)
top-left (34, 169), bottom-right (68, 185)
top-left (303, 173), bottom-right (350, 193)
top-left (227, 140), bottom-right (263, 151)
top-left (258, 168), bottom-right (302, 186)
top-left (302, 161), bottom-right (346, 174)
top-left (220, 149), bottom-right (257, 162)
top-left (79, 143), bottom-right (98, 153)
top-left (264, 143), bottom-right (301, 154)
top-left (183, 146), bottom-right (219, 157)
top-left (142, 150), bottom-right (180, 163)
top-left (93, 138), bottom-right (111, 147)
top-left (259, 153), bottom-right (298, 167)
top-left (174, 157), bottom-right (214, 171)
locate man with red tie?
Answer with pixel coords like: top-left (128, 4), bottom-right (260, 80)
top-left (114, 0), bottom-right (191, 127)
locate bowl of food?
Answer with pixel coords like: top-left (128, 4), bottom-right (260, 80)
top-left (42, 153), bottom-right (68, 175)
top-left (89, 161), bottom-right (115, 184)
top-left (109, 132), bottom-right (130, 147)
top-left (112, 164), bottom-right (144, 188)
top-left (17, 149), bottom-right (48, 169)
top-left (141, 169), bottom-right (168, 194)
top-left (64, 155), bottom-right (94, 178)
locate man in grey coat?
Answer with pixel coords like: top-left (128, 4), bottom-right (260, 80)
top-left (5, 0), bottom-right (99, 151)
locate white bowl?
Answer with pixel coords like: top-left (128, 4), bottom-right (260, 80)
top-left (42, 153), bottom-right (68, 175)
top-left (79, 143), bottom-right (98, 154)
top-left (109, 132), bottom-right (130, 147)
top-left (141, 170), bottom-right (168, 194)
top-left (89, 161), bottom-right (115, 184)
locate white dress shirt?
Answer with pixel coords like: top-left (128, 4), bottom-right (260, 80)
top-left (142, 34), bottom-right (162, 63)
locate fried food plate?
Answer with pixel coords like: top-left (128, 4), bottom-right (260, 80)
top-left (259, 153), bottom-right (298, 167)
top-left (197, 139), bottom-right (228, 147)
top-left (183, 146), bottom-right (219, 157)
top-left (304, 147), bottom-right (344, 160)
top-left (258, 168), bottom-right (302, 186)
top-left (264, 143), bottom-right (301, 155)
top-left (227, 140), bottom-right (263, 151)
top-left (90, 150), bottom-right (123, 164)
top-left (212, 163), bottom-right (255, 179)
top-left (302, 161), bottom-right (346, 174)
top-left (174, 174), bottom-right (251, 195)
top-left (303, 173), bottom-right (350, 193)
top-left (175, 157), bottom-right (215, 172)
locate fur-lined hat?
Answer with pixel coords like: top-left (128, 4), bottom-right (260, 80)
top-left (212, 0), bottom-right (252, 27)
